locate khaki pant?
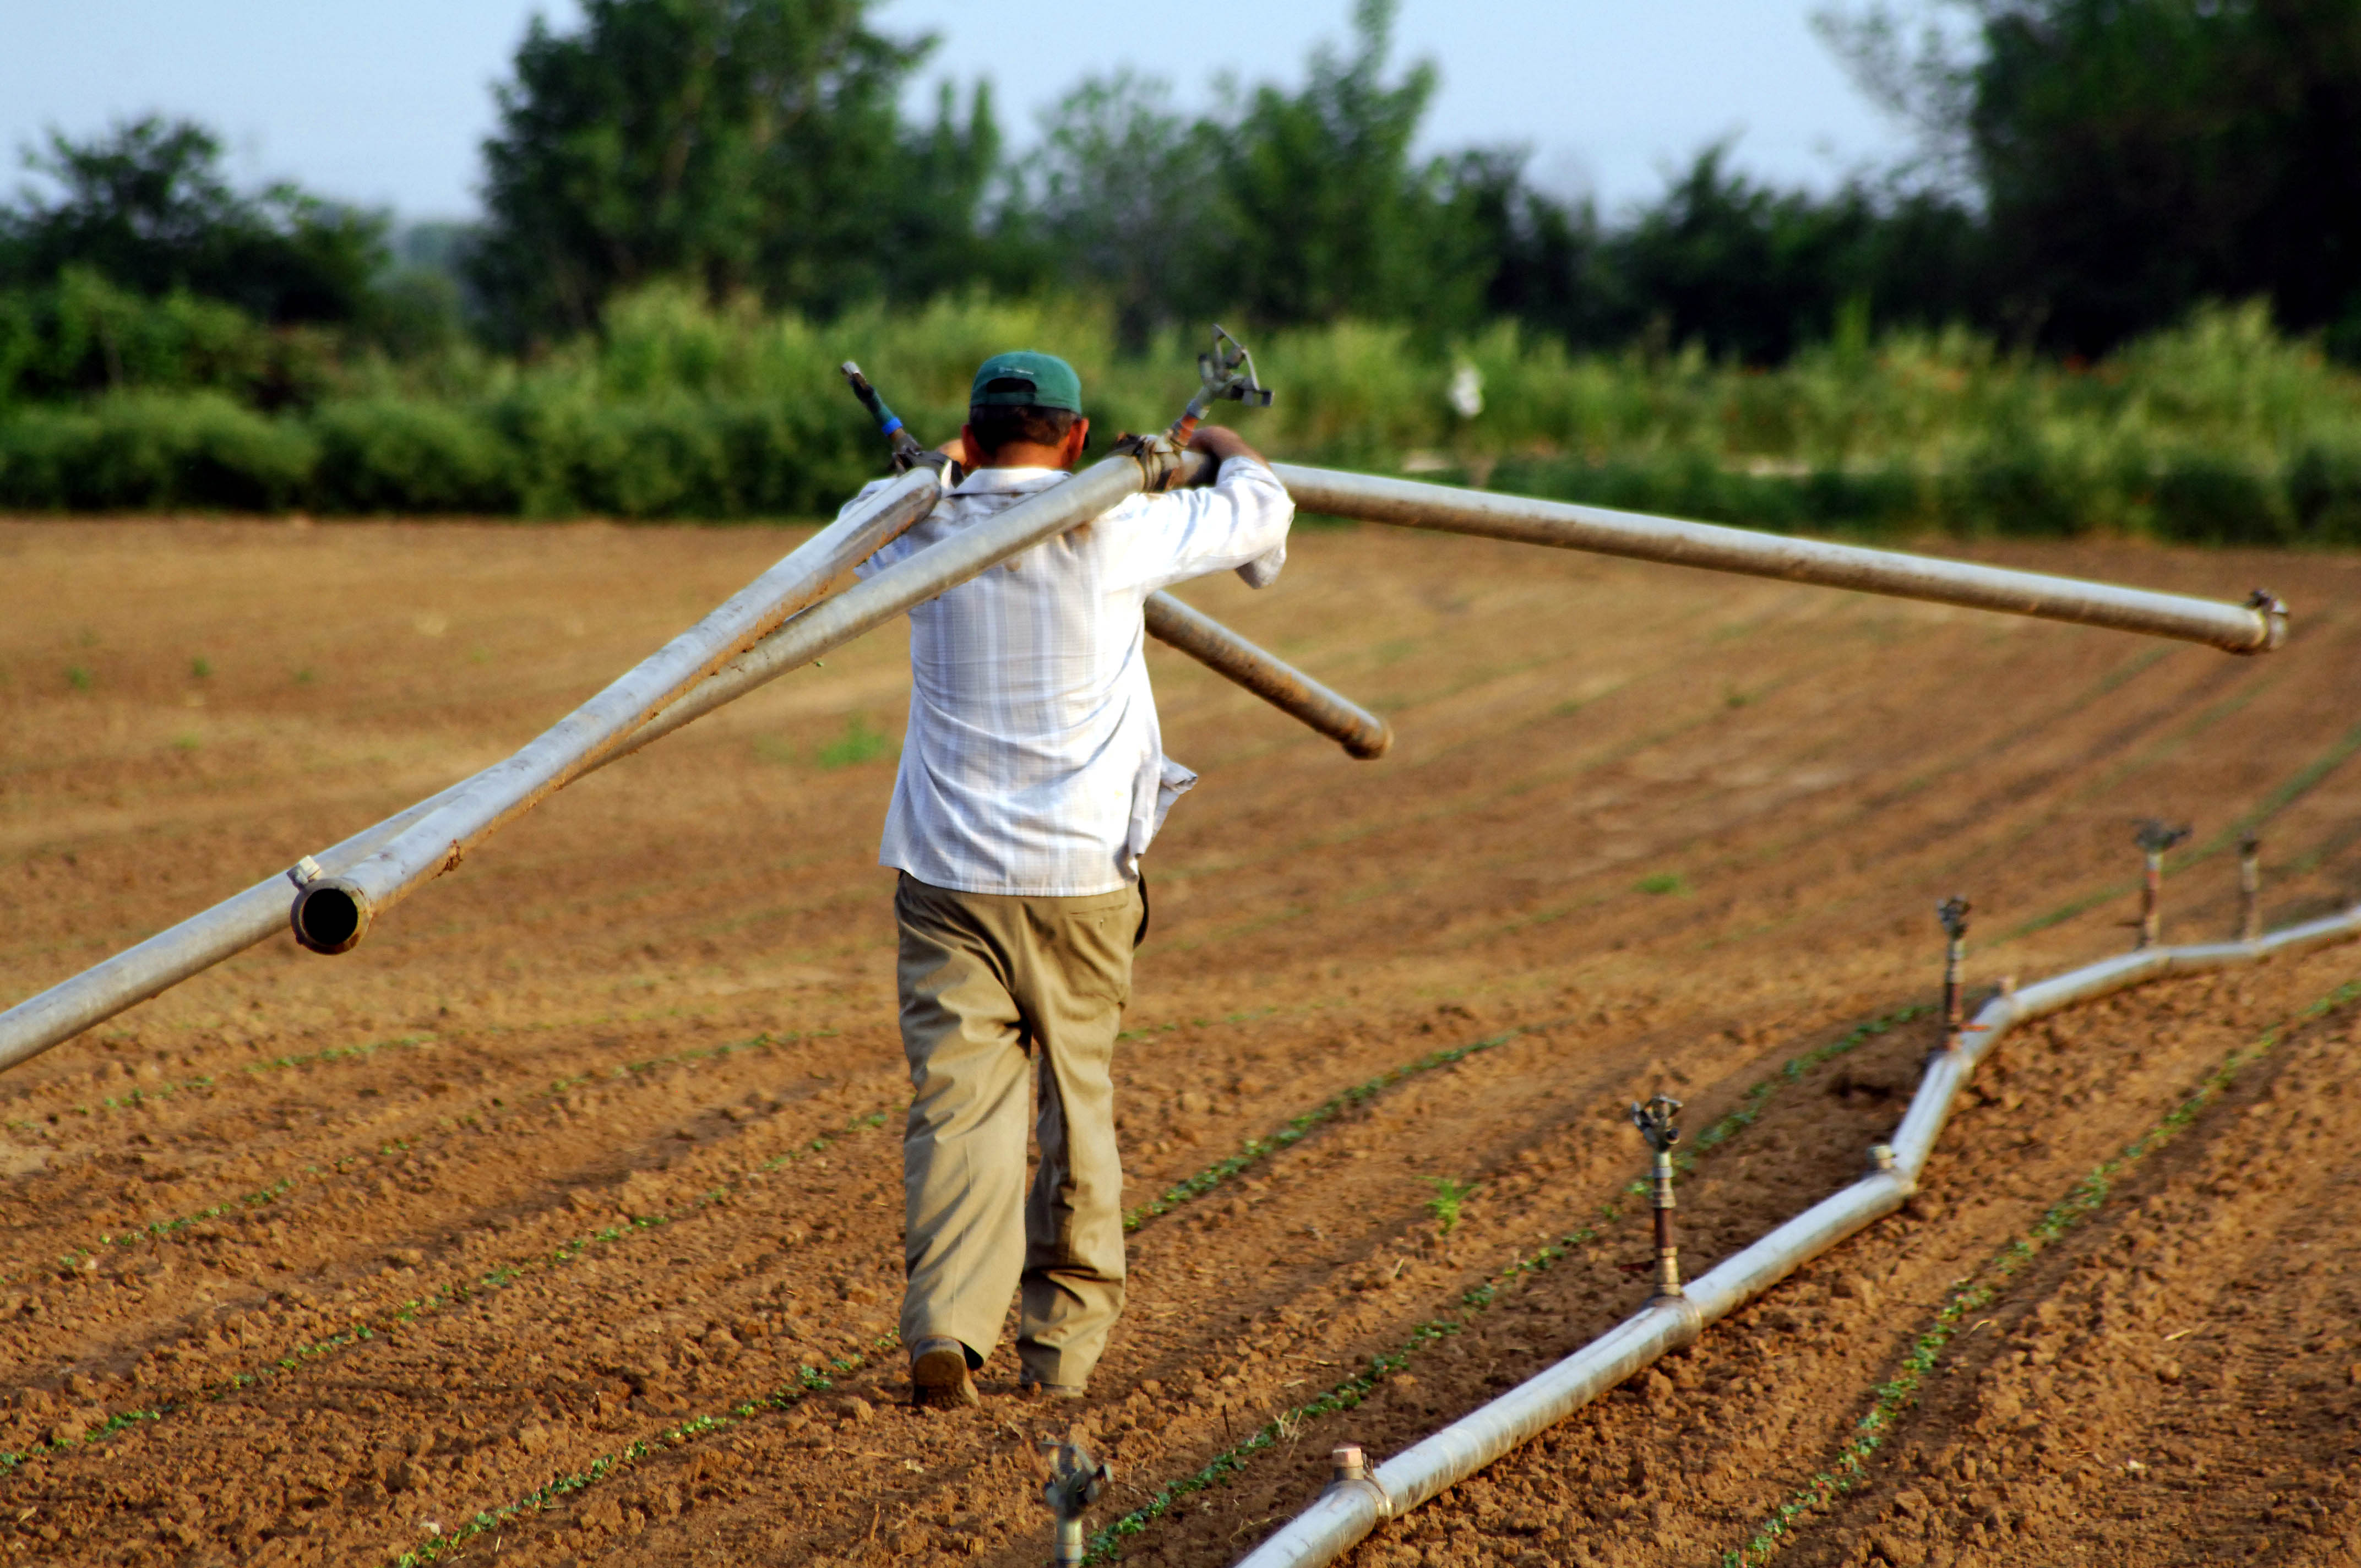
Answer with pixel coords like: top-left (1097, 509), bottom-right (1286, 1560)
top-left (893, 872), bottom-right (1140, 1386)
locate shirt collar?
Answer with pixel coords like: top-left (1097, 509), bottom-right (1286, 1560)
top-left (952, 465), bottom-right (1069, 496)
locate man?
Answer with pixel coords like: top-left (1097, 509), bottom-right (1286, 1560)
top-left (841, 350), bottom-right (1291, 1408)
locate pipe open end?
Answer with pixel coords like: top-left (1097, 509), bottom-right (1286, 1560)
top-left (1346, 723), bottom-right (1395, 761)
top-left (291, 879), bottom-right (370, 955)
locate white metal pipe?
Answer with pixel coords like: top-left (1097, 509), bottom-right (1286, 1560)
top-left (1143, 590), bottom-right (1392, 759)
top-left (6, 450), bottom-right (1401, 1070)
top-left (0, 785), bottom-right (464, 1075)
top-left (1272, 465), bottom-right (2287, 655)
top-left (1680, 1174), bottom-right (1912, 1321)
top-left (563, 449), bottom-right (1192, 768)
top-left (285, 465), bottom-right (948, 955)
top-left (1373, 1304), bottom-right (1700, 1514)
top-left (1233, 900), bottom-right (2361, 1568)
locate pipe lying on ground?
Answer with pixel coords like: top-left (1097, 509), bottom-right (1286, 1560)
top-left (1144, 591), bottom-right (1392, 759)
top-left (1233, 900), bottom-right (2361, 1568)
top-left (1272, 464), bottom-right (2288, 656)
top-left (286, 465), bottom-right (949, 956)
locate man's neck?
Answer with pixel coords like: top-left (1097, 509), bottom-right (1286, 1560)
top-left (975, 442), bottom-right (1070, 469)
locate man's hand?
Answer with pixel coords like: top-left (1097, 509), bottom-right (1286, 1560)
top-left (1187, 424), bottom-right (1265, 467)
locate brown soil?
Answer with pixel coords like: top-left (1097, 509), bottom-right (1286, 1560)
top-left (0, 515), bottom-right (2357, 1568)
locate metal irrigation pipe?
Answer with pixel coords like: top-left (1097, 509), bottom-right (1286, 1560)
top-left (1231, 899), bottom-right (2361, 1568)
top-left (0, 450), bottom-right (1337, 1071)
top-left (0, 472), bottom-right (937, 1075)
top-left (0, 461), bottom-right (972, 1072)
top-left (1270, 465), bottom-right (2289, 656)
top-left (282, 465), bottom-right (950, 956)
top-left (1143, 591), bottom-right (1392, 759)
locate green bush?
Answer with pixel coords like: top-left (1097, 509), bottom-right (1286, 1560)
top-left (0, 391), bottom-right (315, 510)
top-left (7, 290), bottom-right (2361, 539)
top-left (312, 398), bottom-right (515, 513)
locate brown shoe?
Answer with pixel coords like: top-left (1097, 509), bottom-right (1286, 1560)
top-left (910, 1337), bottom-right (980, 1409)
top-left (1017, 1375), bottom-right (1087, 1402)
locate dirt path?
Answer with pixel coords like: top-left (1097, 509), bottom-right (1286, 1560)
top-left (0, 517), bottom-right (2355, 1567)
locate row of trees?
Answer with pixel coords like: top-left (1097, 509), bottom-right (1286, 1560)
top-left (5, 0), bottom-right (2360, 389)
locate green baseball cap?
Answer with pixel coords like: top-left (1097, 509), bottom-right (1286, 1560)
top-left (969, 350), bottom-right (1082, 413)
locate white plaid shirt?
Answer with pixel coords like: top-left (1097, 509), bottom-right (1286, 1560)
top-left (846, 457), bottom-right (1293, 896)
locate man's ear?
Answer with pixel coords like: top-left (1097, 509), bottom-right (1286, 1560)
top-left (1060, 417), bottom-right (1091, 467)
top-left (960, 423), bottom-right (983, 471)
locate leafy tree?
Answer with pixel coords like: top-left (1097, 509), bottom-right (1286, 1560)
top-left (1599, 144), bottom-right (1986, 362)
top-left (1016, 71), bottom-right (1222, 351)
top-left (1432, 149), bottom-right (1614, 350)
top-left (0, 116), bottom-right (385, 325)
top-left (469, 0), bottom-right (994, 343)
top-left (1211, 0), bottom-right (1454, 329)
top-left (1823, 0), bottom-right (2361, 353)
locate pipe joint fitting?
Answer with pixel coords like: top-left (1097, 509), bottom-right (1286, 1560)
top-left (1320, 1472), bottom-right (1394, 1520)
top-left (291, 876), bottom-right (372, 956)
top-left (2241, 588), bottom-right (2289, 653)
top-left (1113, 432), bottom-right (1189, 492)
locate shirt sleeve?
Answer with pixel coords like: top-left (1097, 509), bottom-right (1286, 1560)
top-left (1102, 456), bottom-right (1295, 595)
top-left (842, 476), bottom-right (910, 581)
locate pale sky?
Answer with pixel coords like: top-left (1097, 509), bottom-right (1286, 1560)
top-left (0, 1), bottom-right (1907, 222)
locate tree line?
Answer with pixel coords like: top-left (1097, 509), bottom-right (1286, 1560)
top-left (4, 0), bottom-right (2360, 401)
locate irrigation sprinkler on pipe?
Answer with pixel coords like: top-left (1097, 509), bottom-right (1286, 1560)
top-left (2133, 820), bottom-right (2193, 950)
top-left (1038, 1435), bottom-right (1111, 1568)
top-left (1629, 1094), bottom-right (1684, 1301)
top-left (1938, 896), bottom-right (1971, 1049)
top-left (1168, 324), bottom-right (1275, 446)
top-left (2239, 835), bottom-right (2263, 943)
top-left (840, 361), bottom-right (953, 477)
top-left (1230, 903), bottom-right (2361, 1568)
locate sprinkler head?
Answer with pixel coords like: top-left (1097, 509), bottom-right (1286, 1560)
top-left (1937, 896), bottom-right (1970, 940)
top-left (1040, 1435), bottom-right (1109, 1518)
top-left (1629, 1094), bottom-right (1682, 1155)
top-left (2134, 819), bottom-right (2191, 856)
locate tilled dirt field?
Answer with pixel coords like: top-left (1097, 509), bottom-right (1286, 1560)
top-left (1, 515), bottom-right (2357, 1568)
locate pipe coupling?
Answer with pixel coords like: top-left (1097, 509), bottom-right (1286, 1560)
top-left (291, 876), bottom-right (372, 955)
top-left (1320, 1471), bottom-right (1395, 1520)
top-left (1113, 432), bottom-right (1190, 492)
top-left (2240, 589), bottom-right (2289, 654)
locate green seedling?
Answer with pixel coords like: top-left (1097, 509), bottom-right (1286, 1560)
top-left (1423, 1175), bottom-right (1477, 1234)
top-left (815, 714), bottom-right (892, 769)
top-left (1636, 872), bottom-right (1689, 896)
top-left (65, 666), bottom-right (91, 691)
top-left (173, 734), bottom-right (200, 753)
top-left (189, 656), bottom-right (212, 679)
top-left (292, 668), bottom-right (317, 686)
